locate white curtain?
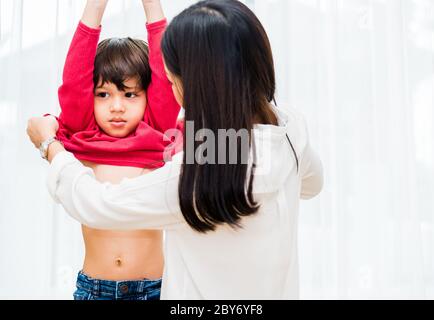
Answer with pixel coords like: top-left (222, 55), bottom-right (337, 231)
top-left (0, 0), bottom-right (433, 299)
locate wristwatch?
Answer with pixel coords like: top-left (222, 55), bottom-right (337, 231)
top-left (39, 137), bottom-right (60, 160)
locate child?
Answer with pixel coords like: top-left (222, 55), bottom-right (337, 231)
top-left (52, 0), bottom-right (180, 300)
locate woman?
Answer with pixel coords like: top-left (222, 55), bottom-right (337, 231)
top-left (27, 0), bottom-right (323, 299)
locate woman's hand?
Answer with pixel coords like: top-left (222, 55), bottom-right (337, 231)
top-left (26, 116), bottom-right (59, 149)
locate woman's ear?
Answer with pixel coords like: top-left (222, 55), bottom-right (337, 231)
top-left (163, 60), bottom-right (173, 82)
top-left (170, 77), bottom-right (184, 107)
top-left (164, 61), bottom-right (184, 107)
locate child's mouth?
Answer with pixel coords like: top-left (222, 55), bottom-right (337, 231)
top-left (110, 120), bottom-right (127, 128)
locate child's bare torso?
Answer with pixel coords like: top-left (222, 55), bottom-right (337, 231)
top-left (80, 160), bottom-right (164, 281)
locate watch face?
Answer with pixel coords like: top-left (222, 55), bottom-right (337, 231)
top-left (39, 143), bottom-right (47, 159)
top-left (39, 137), bottom-right (56, 159)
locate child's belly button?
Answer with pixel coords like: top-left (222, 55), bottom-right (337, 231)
top-left (115, 257), bottom-right (123, 267)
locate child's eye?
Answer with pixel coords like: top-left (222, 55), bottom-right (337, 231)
top-left (125, 92), bottom-right (137, 98)
top-left (96, 92), bottom-right (109, 98)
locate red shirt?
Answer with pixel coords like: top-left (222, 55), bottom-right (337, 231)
top-left (54, 19), bottom-right (181, 169)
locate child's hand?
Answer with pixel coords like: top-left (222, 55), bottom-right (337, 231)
top-left (88, 0), bottom-right (109, 6)
top-left (142, 0), bottom-right (160, 6)
top-left (141, 0), bottom-right (164, 23)
top-left (81, 0), bottom-right (109, 28)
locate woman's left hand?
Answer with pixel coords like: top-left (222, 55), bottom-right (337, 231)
top-left (27, 116), bottom-right (59, 148)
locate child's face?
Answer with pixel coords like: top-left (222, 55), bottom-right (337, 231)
top-left (94, 78), bottom-right (147, 138)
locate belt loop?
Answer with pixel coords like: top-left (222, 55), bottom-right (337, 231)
top-left (138, 280), bottom-right (145, 294)
top-left (92, 279), bottom-right (100, 297)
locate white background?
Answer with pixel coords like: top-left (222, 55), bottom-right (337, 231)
top-left (0, 0), bottom-right (433, 299)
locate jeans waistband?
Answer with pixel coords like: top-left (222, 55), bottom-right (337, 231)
top-left (76, 271), bottom-right (162, 298)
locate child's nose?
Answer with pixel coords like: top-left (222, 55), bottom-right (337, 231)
top-left (110, 98), bottom-right (125, 112)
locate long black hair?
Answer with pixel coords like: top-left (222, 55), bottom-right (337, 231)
top-left (162, 0), bottom-right (278, 233)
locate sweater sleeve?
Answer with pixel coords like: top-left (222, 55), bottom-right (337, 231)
top-left (300, 144), bottom-right (323, 200)
top-left (298, 121), bottom-right (323, 200)
top-left (143, 19), bottom-right (181, 135)
top-left (47, 151), bottom-right (185, 230)
top-left (57, 22), bottom-right (100, 133)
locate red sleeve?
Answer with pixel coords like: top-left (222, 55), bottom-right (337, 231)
top-left (57, 22), bottom-right (100, 133)
top-left (143, 19), bottom-right (181, 134)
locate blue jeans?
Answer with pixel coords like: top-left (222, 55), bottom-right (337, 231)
top-left (73, 271), bottom-right (162, 300)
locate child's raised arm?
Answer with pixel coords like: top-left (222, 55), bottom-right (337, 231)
top-left (58, 0), bottom-right (108, 133)
top-left (82, 0), bottom-right (108, 28)
top-left (141, 0), bottom-right (165, 23)
top-left (142, 0), bottom-right (181, 134)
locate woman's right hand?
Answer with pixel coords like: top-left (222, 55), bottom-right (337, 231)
top-left (27, 116), bottom-right (66, 163)
top-left (26, 116), bottom-right (59, 149)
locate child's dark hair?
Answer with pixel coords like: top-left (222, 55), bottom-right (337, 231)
top-left (93, 37), bottom-right (151, 91)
